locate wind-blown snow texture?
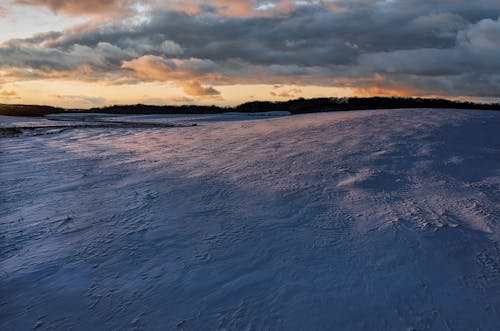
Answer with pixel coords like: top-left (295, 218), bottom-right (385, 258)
top-left (1, 109), bottom-right (499, 330)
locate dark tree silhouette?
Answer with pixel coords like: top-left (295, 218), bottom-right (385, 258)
top-left (1, 97), bottom-right (499, 117)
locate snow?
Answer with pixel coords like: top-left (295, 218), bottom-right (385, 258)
top-left (45, 110), bottom-right (291, 124)
top-left (0, 108), bottom-right (499, 330)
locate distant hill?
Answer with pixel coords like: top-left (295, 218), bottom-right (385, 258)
top-left (2, 97), bottom-right (499, 117)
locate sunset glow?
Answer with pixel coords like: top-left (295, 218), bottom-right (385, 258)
top-left (1, 0), bottom-right (500, 107)
top-left (2, 2), bottom-right (500, 329)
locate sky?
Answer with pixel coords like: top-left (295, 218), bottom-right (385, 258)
top-left (0, 0), bottom-right (499, 108)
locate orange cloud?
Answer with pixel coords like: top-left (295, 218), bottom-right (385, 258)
top-left (13, 0), bottom-right (130, 16)
top-left (210, 0), bottom-right (253, 16)
top-left (0, 64), bottom-right (115, 83)
top-left (182, 80), bottom-right (220, 98)
top-left (163, 0), bottom-right (312, 17)
top-left (120, 55), bottom-right (222, 98)
top-left (121, 55), bottom-right (221, 82)
top-left (0, 88), bottom-right (18, 101)
top-left (348, 80), bottom-right (432, 98)
top-left (270, 87), bottom-right (303, 98)
top-left (121, 55), bottom-right (178, 81)
top-left (12, 0), bottom-right (341, 18)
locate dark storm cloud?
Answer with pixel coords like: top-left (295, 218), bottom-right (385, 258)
top-left (40, 6), bottom-right (461, 61)
top-left (0, 41), bottom-right (130, 71)
top-left (1, 0), bottom-right (500, 97)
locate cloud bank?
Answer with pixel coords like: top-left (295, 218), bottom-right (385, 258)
top-left (1, 0), bottom-right (500, 102)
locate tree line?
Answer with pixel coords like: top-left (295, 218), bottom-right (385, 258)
top-left (2, 97), bottom-right (499, 117)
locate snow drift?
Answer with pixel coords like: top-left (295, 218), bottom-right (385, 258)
top-left (0, 108), bottom-right (499, 330)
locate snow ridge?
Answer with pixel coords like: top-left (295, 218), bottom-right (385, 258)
top-left (0, 108), bottom-right (499, 330)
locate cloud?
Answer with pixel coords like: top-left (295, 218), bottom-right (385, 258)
top-left (356, 16), bottom-right (500, 96)
top-left (120, 55), bottom-right (219, 82)
top-left (201, 0), bottom-right (254, 16)
top-left (13, 0), bottom-right (131, 16)
top-left (182, 80), bottom-right (221, 98)
top-left (170, 96), bottom-right (195, 103)
top-left (270, 87), bottom-right (303, 98)
top-left (11, 0), bottom-right (316, 18)
top-left (408, 12), bottom-right (467, 38)
top-left (458, 15), bottom-right (500, 48)
top-left (163, 0), bottom-right (304, 17)
top-left (1, 1), bottom-right (500, 100)
top-left (159, 40), bottom-right (184, 56)
top-left (359, 17), bottom-right (500, 75)
top-left (0, 41), bottom-right (131, 74)
top-left (53, 94), bottom-right (106, 107)
top-left (0, 88), bottom-right (18, 99)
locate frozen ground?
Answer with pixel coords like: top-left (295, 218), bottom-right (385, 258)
top-left (0, 108), bottom-right (499, 330)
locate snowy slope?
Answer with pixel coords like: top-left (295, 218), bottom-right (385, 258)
top-left (0, 108), bottom-right (499, 330)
